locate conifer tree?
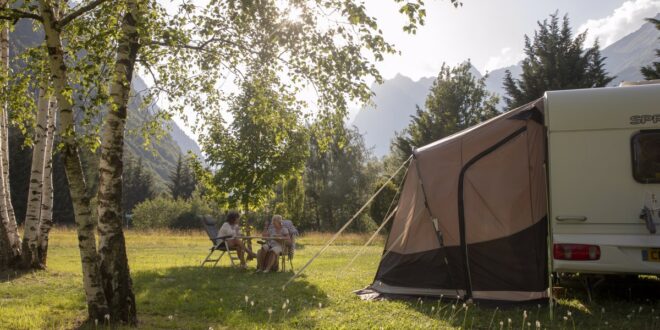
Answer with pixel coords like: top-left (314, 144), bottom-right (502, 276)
top-left (393, 61), bottom-right (499, 162)
top-left (122, 157), bottom-right (154, 213)
top-left (168, 154), bottom-right (196, 200)
top-left (641, 18), bottom-right (660, 80)
top-left (503, 13), bottom-right (615, 108)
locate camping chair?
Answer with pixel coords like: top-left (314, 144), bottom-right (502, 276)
top-left (200, 216), bottom-right (241, 267)
top-left (280, 234), bottom-right (295, 272)
top-left (280, 220), bottom-right (298, 272)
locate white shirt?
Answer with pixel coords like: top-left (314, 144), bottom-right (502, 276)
top-left (218, 222), bottom-right (240, 239)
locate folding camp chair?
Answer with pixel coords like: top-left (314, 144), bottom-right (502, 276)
top-left (280, 235), bottom-right (295, 272)
top-left (279, 221), bottom-right (299, 272)
top-left (200, 216), bottom-right (241, 267)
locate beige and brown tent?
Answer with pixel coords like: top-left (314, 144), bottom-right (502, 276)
top-left (370, 99), bottom-right (548, 303)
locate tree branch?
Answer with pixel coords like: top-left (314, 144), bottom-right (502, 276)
top-left (59, 0), bottom-right (107, 27)
top-left (150, 37), bottom-right (234, 51)
top-left (0, 8), bottom-right (42, 21)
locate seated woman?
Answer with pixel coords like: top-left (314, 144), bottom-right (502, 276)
top-left (218, 211), bottom-right (257, 268)
top-left (256, 215), bottom-right (290, 273)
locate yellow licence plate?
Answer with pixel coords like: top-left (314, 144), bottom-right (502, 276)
top-left (642, 248), bottom-right (660, 262)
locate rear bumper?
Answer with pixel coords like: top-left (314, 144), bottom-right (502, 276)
top-left (553, 234), bottom-right (660, 274)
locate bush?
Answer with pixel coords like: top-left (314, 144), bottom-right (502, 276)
top-left (170, 211), bottom-right (200, 229)
top-left (349, 214), bottom-right (378, 233)
top-left (132, 196), bottom-right (213, 229)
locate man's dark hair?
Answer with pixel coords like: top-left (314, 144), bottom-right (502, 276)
top-left (226, 211), bottom-right (240, 224)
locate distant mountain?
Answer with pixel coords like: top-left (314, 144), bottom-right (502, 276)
top-left (9, 20), bottom-right (202, 188)
top-left (353, 18), bottom-right (659, 157)
top-left (131, 77), bottom-right (203, 162)
top-left (484, 64), bottom-right (523, 106)
top-left (601, 13), bottom-right (660, 84)
top-left (352, 74), bottom-right (434, 156)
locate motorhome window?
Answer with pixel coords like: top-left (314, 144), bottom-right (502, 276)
top-left (631, 130), bottom-right (660, 183)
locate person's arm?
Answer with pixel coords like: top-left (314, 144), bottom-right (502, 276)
top-left (218, 223), bottom-right (232, 238)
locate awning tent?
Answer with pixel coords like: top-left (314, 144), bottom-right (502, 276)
top-left (370, 99), bottom-right (548, 303)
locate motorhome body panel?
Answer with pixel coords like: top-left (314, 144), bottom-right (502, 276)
top-left (546, 84), bottom-right (660, 274)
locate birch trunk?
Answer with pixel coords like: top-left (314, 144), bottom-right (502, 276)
top-left (2, 85), bottom-right (17, 238)
top-left (38, 97), bottom-right (57, 265)
top-left (0, 10), bottom-right (20, 264)
top-left (21, 88), bottom-right (50, 268)
top-left (96, 0), bottom-right (139, 324)
top-left (37, 0), bottom-right (108, 319)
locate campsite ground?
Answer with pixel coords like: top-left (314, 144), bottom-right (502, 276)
top-left (1, 229), bottom-right (658, 329)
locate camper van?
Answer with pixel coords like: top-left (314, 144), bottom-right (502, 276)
top-left (547, 82), bottom-right (660, 275)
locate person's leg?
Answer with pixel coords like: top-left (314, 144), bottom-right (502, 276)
top-left (263, 251), bottom-right (277, 272)
top-left (271, 245), bottom-right (282, 271)
top-left (236, 239), bottom-right (257, 259)
top-left (256, 246), bottom-right (267, 271)
top-left (228, 239), bottom-right (246, 266)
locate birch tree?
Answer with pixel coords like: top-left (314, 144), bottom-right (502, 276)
top-left (21, 87), bottom-right (51, 268)
top-left (96, 0), bottom-right (140, 323)
top-left (1, 79), bottom-right (16, 240)
top-left (36, 0), bottom-right (110, 318)
top-left (0, 9), bottom-right (10, 267)
top-left (38, 97), bottom-right (56, 265)
top-left (0, 3), bottom-right (20, 267)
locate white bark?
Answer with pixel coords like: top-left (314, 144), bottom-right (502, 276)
top-left (38, 0), bottom-right (108, 318)
top-left (2, 83), bottom-right (17, 238)
top-left (96, 0), bottom-right (139, 323)
top-left (0, 10), bottom-right (20, 262)
top-left (38, 97), bottom-right (57, 265)
top-left (21, 87), bottom-right (50, 268)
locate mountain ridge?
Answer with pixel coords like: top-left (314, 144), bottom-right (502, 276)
top-left (9, 19), bottom-right (202, 187)
top-left (352, 18), bottom-right (659, 157)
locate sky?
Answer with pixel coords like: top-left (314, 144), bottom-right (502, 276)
top-left (364, 0), bottom-right (659, 79)
top-left (158, 0), bottom-right (660, 141)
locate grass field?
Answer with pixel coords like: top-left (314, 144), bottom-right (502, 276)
top-left (1, 228), bottom-right (659, 329)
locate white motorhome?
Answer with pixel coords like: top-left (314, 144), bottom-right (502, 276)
top-left (546, 82), bottom-right (660, 275)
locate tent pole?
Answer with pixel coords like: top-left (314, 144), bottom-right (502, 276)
top-left (282, 156), bottom-right (412, 290)
top-left (342, 161), bottom-right (410, 275)
top-left (340, 206), bottom-right (398, 274)
top-left (413, 152), bottom-right (461, 298)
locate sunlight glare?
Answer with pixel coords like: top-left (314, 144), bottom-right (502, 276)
top-left (285, 6), bottom-right (303, 22)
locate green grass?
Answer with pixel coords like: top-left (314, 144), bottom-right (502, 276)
top-left (1, 229), bottom-right (659, 329)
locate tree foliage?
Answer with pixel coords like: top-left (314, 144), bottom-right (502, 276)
top-left (131, 195), bottom-right (212, 229)
top-left (301, 125), bottom-right (377, 231)
top-left (269, 173), bottom-right (305, 225)
top-left (641, 18), bottom-right (660, 80)
top-left (503, 13), bottom-right (615, 108)
top-left (122, 156), bottom-right (155, 213)
top-left (168, 153), bottom-right (196, 200)
top-left (202, 70), bottom-right (309, 211)
top-left (392, 61), bottom-right (499, 162)
top-left (369, 175), bottom-right (399, 232)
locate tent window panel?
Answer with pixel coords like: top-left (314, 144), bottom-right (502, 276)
top-left (631, 130), bottom-right (660, 183)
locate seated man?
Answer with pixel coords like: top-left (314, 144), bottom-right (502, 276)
top-left (218, 211), bottom-right (256, 268)
top-left (256, 215), bottom-right (291, 273)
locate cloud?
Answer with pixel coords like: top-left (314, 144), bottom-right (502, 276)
top-left (483, 47), bottom-right (525, 72)
top-left (578, 0), bottom-right (660, 47)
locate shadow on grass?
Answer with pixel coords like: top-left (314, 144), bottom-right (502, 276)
top-left (117, 266), bottom-right (328, 328)
top-left (0, 268), bottom-right (37, 282)
top-left (388, 276), bottom-right (660, 329)
top-left (555, 274), bottom-right (660, 302)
